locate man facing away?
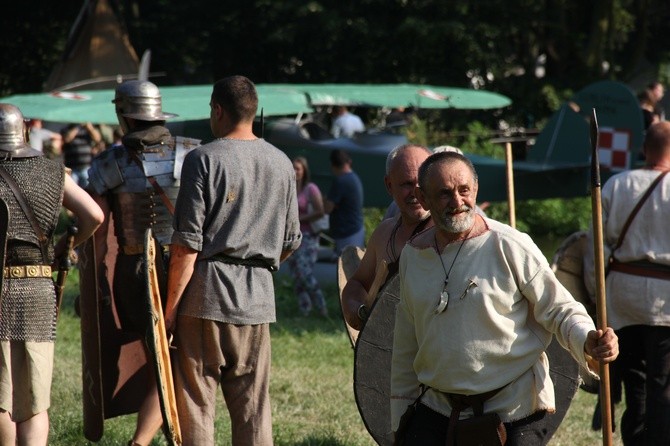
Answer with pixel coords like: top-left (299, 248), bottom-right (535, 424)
top-left (61, 121), bottom-right (102, 188)
top-left (331, 105), bottom-right (365, 138)
top-left (87, 79), bottom-right (190, 446)
top-left (341, 143), bottom-right (432, 330)
top-left (324, 149), bottom-right (365, 256)
top-left (165, 75), bottom-right (301, 446)
top-left (0, 103), bottom-right (103, 445)
top-left (27, 118), bottom-right (62, 158)
top-left (391, 151), bottom-right (619, 445)
top-left (585, 121), bottom-right (670, 445)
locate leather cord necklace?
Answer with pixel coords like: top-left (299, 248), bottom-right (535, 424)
top-left (387, 215), bottom-right (432, 263)
top-left (434, 223), bottom-right (475, 314)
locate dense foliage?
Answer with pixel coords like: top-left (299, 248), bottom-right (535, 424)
top-left (1, 0), bottom-right (665, 237)
top-left (2, 0), bottom-right (670, 127)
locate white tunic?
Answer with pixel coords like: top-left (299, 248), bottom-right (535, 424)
top-left (584, 169), bottom-right (670, 330)
top-left (391, 219), bottom-right (595, 428)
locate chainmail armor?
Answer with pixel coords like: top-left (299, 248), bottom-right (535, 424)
top-left (0, 156), bottom-right (64, 341)
top-left (0, 278), bottom-right (57, 341)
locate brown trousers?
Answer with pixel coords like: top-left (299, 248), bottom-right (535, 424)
top-left (173, 316), bottom-right (273, 446)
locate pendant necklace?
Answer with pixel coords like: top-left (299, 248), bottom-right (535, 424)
top-left (434, 224), bottom-right (475, 314)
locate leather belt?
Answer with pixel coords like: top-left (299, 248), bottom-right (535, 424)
top-left (609, 260), bottom-right (670, 281)
top-left (209, 252), bottom-right (277, 272)
top-left (4, 265), bottom-right (52, 279)
top-left (122, 244), bottom-right (170, 256)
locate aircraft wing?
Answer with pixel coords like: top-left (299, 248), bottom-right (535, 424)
top-left (0, 90), bottom-right (119, 124)
top-left (1, 85), bottom-right (313, 124)
top-left (470, 152), bottom-right (592, 202)
top-left (1, 82), bottom-right (509, 125)
top-left (267, 83), bottom-right (512, 110)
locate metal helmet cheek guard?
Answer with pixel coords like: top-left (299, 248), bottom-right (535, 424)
top-left (0, 103), bottom-right (42, 158)
top-left (113, 80), bottom-right (178, 122)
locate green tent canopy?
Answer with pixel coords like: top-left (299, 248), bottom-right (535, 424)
top-left (267, 83), bottom-right (512, 110)
top-left (0, 85), bottom-right (313, 124)
top-left (0, 83), bottom-right (510, 124)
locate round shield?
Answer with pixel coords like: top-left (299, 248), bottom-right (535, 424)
top-left (337, 245), bottom-right (365, 347)
top-left (551, 230), bottom-right (599, 394)
top-left (353, 275), bottom-right (581, 445)
top-left (543, 338), bottom-right (580, 436)
top-left (353, 274), bottom-right (400, 446)
top-left (551, 230), bottom-right (595, 318)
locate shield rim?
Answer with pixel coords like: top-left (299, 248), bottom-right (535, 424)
top-left (144, 229), bottom-right (182, 445)
top-left (79, 236), bottom-right (105, 441)
top-left (353, 273), bottom-right (399, 446)
top-left (351, 246), bottom-right (581, 445)
top-left (337, 245), bottom-right (365, 347)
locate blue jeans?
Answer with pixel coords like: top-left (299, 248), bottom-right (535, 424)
top-left (69, 167), bottom-right (89, 189)
top-left (333, 226), bottom-right (365, 256)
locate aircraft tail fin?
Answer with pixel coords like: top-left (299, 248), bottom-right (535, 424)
top-left (526, 104), bottom-right (590, 166)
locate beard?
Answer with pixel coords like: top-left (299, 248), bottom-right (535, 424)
top-left (435, 205), bottom-right (475, 233)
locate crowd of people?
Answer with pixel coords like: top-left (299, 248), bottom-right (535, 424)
top-left (1, 75), bottom-right (669, 446)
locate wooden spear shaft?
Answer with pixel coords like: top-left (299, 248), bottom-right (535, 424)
top-left (590, 108), bottom-right (613, 446)
top-left (504, 141), bottom-right (516, 228)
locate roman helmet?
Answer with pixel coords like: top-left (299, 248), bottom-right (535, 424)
top-left (112, 80), bottom-right (178, 129)
top-left (0, 104), bottom-right (42, 159)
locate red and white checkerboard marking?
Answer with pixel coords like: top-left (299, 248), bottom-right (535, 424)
top-left (597, 127), bottom-right (631, 171)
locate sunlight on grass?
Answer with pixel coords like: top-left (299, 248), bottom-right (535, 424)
top-left (49, 249), bottom-right (625, 445)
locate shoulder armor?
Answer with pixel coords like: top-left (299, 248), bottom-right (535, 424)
top-left (173, 136), bottom-right (201, 179)
top-left (140, 136), bottom-right (200, 180)
top-left (88, 147), bottom-right (124, 195)
top-left (141, 141), bottom-right (175, 177)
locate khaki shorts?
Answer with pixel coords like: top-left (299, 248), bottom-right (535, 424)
top-left (0, 341), bottom-right (54, 422)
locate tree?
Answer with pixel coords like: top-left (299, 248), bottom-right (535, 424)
top-left (2, 0), bottom-right (670, 127)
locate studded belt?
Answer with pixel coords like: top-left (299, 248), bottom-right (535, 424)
top-left (4, 265), bottom-right (53, 279)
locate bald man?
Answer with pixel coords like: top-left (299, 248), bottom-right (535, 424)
top-left (342, 144), bottom-right (433, 330)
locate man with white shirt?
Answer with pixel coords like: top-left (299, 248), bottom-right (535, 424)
top-left (392, 150), bottom-right (619, 445)
top-left (585, 121), bottom-right (670, 445)
top-left (330, 105), bottom-right (365, 138)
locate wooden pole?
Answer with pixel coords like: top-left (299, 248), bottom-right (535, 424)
top-left (590, 108), bottom-right (613, 446)
top-left (504, 141), bottom-right (516, 228)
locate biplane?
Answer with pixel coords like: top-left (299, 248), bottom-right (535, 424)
top-left (1, 80), bottom-right (645, 207)
top-left (2, 83), bottom-right (510, 207)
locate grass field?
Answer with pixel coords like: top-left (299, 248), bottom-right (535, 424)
top-left (47, 244), bottom-right (623, 445)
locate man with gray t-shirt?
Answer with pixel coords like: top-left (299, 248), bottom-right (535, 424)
top-left (166, 76), bottom-right (301, 446)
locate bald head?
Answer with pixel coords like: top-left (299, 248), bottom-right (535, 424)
top-left (384, 144), bottom-right (432, 222)
top-left (386, 144), bottom-right (431, 175)
top-left (644, 121), bottom-right (670, 162)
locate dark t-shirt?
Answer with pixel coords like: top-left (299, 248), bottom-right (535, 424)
top-left (327, 171), bottom-right (364, 238)
top-left (62, 125), bottom-right (94, 169)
